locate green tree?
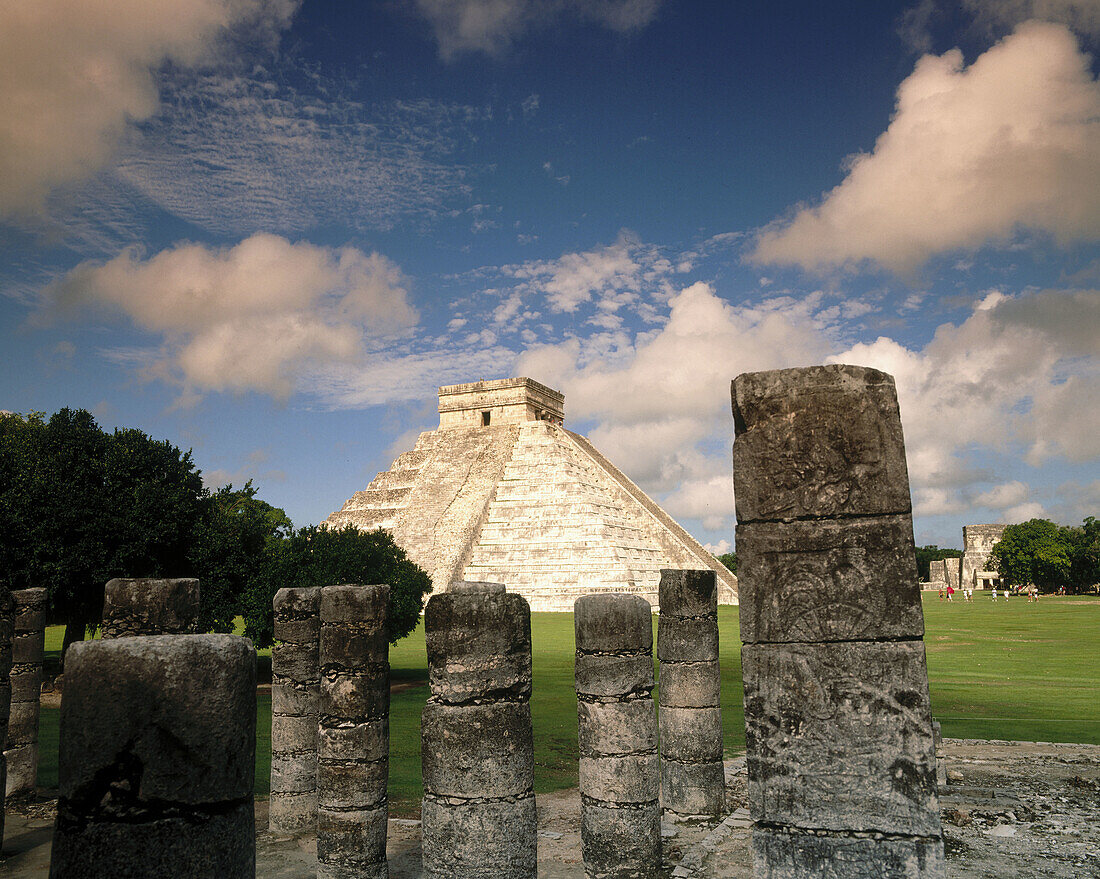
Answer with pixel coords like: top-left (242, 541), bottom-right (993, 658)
top-left (243, 524), bottom-right (432, 648)
top-left (1067, 517), bottom-right (1100, 593)
top-left (990, 519), bottom-right (1073, 593)
top-left (716, 552), bottom-right (737, 574)
top-left (914, 545), bottom-right (964, 581)
top-left (188, 481), bottom-right (292, 633)
top-left (0, 409), bottom-right (209, 657)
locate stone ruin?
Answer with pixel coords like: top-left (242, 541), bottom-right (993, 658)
top-left (961, 524), bottom-right (1007, 591)
top-left (5, 588), bottom-right (46, 800)
top-left (3, 362), bottom-right (947, 879)
top-left (733, 365), bottom-right (944, 878)
top-left (325, 378), bottom-right (737, 610)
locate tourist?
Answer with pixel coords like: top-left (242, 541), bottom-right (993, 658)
top-left (946, 585), bottom-right (954, 601)
top-left (939, 586), bottom-right (945, 601)
top-left (991, 587), bottom-right (998, 601)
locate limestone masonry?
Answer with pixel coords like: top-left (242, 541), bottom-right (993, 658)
top-left (326, 378), bottom-right (737, 609)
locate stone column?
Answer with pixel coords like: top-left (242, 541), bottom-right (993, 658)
top-left (421, 581), bottom-right (536, 879)
top-left (317, 584), bottom-right (390, 879)
top-left (49, 634), bottom-right (256, 878)
top-left (5, 587), bottom-right (47, 799)
top-left (732, 365), bottom-right (945, 879)
top-left (0, 584), bottom-right (13, 843)
top-left (657, 569), bottom-right (724, 817)
top-left (943, 557), bottom-right (961, 591)
top-left (575, 593), bottom-right (659, 879)
top-left (101, 577), bottom-right (200, 638)
top-left (269, 586), bottom-right (321, 834)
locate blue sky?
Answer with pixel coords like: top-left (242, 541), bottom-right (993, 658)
top-left (2, 0), bottom-right (1098, 553)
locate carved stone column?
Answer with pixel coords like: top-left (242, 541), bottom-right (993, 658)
top-left (5, 587), bottom-right (47, 798)
top-left (733, 365), bottom-right (945, 879)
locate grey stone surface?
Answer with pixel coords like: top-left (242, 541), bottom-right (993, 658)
top-left (270, 585), bottom-right (321, 836)
top-left (318, 584), bottom-right (390, 879)
top-left (575, 652), bottom-right (654, 697)
top-left (49, 634), bottom-right (256, 878)
top-left (736, 516), bottom-right (924, 644)
top-left (659, 706), bottom-right (724, 764)
top-left (5, 587), bottom-right (45, 799)
top-left (655, 616), bottom-right (719, 663)
top-left (422, 586), bottom-right (536, 879)
top-left (659, 758), bottom-right (725, 816)
top-left (657, 661), bottom-right (720, 708)
top-left (421, 794), bottom-right (538, 879)
top-left (658, 569), bottom-right (717, 620)
top-left (657, 570), bottom-right (723, 817)
top-left (580, 798), bottom-right (661, 879)
top-left (425, 584), bottom-right (532, 703)
top-left (733, 365), bottom-right (943, 878)
top-left (100, 577), bottom-right (200, 638)
top-left (751, 827), bottom-right (946, 879)
top-left (731, 365), bottom-right (911, 523)
top-left (742, 639), bottom-right (939, 835)
top-left (576, 593), bottom-right (659, 879)
top-left (422, 701), bottom-right (534, 798)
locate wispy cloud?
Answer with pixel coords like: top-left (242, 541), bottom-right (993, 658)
top-left (412, 0), bottom-right (662, 60)
top-left (0, 0), bottom-right (299, 219)
top-left (109, 70), bottom-right (489, 238)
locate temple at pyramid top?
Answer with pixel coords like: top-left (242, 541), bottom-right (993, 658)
top-left (438, 377), bottom-right (565, 429)
top-left (326, 377), bottom-right (737, 610)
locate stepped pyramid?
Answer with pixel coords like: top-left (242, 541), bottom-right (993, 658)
top-left (326, 378), bottom-right (737, 610)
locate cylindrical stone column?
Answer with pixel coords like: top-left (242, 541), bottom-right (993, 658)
top-left (101, 577), bottom-right (200, 638)
top-left (5, 587), bottom-right (47, 799)
top-left (317, 584), bottom-right (390, 879)
top-left (49, 634), bottom-right (256, 878)
top-left (421, 581), bottom-right (536, 879)
top-left (0, 584), bottom-right (14, 843)
top-left (657, 569), bottom-right (724, 817)
top-left (575, 593), bottom-right (659, 879)
top-left (733, 365), bottom-right (945, 878)
top-left (269, 586), bottom-right (321, 834)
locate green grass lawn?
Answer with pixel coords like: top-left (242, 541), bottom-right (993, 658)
top-left (34, 595), bottom-right (1100, 817)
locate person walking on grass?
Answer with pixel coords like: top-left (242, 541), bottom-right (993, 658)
top-left (947, 585), bottom-right (954, 601)
top-left (991, 587), bottom-right (998, 601)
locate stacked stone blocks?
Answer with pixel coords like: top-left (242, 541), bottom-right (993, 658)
top-left (421, 581), bottom-right (537, 879)
top-left (101, 577), bottom-right (200, 638)
top-left (49, 634), bottom-right (257, 878)
top-left (575, 593), bottom-right (660, 879)
top-left (0, 584), bottom-right (14, 842)
top-left (657, 569), bottom-right (724, 816)
top-left (269, 586), bottom-right (322, 834)
top-left (732, 365), bottom-right (945, 878)
top-left (317, 584), bottom-right (391, 879)
top-left (6, 587), bottom-right (47, 798)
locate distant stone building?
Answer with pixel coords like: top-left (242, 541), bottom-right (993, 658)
top-left (326, 378), bottom-right (737, 610)
top-left (961, 523), bottom-right (1006, 591)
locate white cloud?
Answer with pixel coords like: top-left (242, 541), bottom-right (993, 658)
top-left (703, 539), bottom-right (732, 556)
top-left (40, 233), bottom-right (416, 400)
top-left (413, 0), bottom-right (661, 60)
top-left (0, 0), bottom-right (297, 219)
top-left (973, 480), bottom-right (1031, 510)
top-left (752, 22), bottom-right (1100, 273)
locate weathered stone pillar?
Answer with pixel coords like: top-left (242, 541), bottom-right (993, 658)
top-left (101, 577), bottom-right (200, 638)
top-left (733, 365), bottom-right (945, 878)
top-left (657, 569), bottom-right (724, 817)
top-left (49, 634), bottom-right (256, 878)
top-left (421, 581), bottom-right (536, 879)
top-left (269, 586), bottom-right (321, 834)
top-left (575, 593), bottom-right (659, 879)
top-left (317, 584), bottom-right (390, 879)
top-left (0, 584), bottom-right (14, 843)
top-left (5, 587), bottom-right (47, 799)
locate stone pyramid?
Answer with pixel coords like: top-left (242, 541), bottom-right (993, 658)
top-left (326, 378), bottom-right (738, 610)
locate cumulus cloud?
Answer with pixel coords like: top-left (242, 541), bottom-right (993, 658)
top-left (512, 280), bottom-right (1098, 540)
top-left (0, 0), bottom-right (297, 218)
top-left (752, 21), bottom-right (1100, 273)
top-left (39, 233), bottom-right (416, 400)
top-left (829, 287), bottom-right (1100, 515)
top-left (413, 0), bottom-right (661, 59)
